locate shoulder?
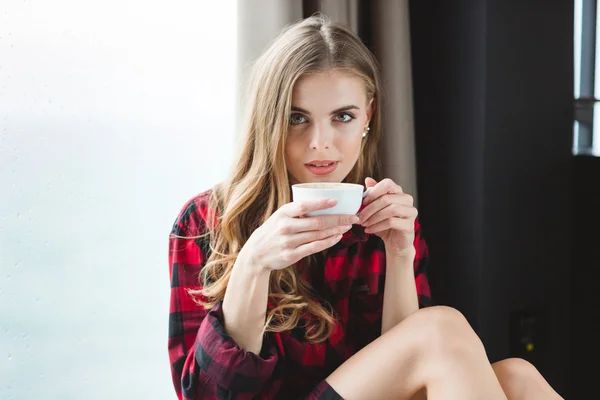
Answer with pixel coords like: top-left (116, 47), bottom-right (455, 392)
top-left (170, 188), bottom-right (216, 238)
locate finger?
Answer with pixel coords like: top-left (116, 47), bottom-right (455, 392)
top-left (362, 204), bottom-right (417, 228)
top-left (365, 176), bottom-right (378, 189)
top-left (281, 198), bottom-right (337, 218)
top-left (364, 217), bottom-right (414, 234)
top-left (292, 232), bottom-right (345, 259)
top-left (291, 214), bottom-right (359, 233)
top-left (359, 193), bottom-right (414, 224)
top-left (362, 178), bottom-right (403, 205)
top-left (285, 224), bottom-right (353, 248)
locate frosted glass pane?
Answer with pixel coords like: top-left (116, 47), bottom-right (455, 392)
top-left (0, 1), bottom-right (237, 398)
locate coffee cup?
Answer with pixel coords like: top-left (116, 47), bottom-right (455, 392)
top-left (291, 182), bottom-right (371, 217)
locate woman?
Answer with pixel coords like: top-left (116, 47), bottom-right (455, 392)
top-left (167, 14), bottom-right (563, 400)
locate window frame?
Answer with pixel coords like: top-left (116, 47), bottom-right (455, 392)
top-left (574, 0), bottom-right (600, 156)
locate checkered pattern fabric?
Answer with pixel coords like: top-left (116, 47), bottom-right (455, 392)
top-left (168, 189), bottom-right (431, 399)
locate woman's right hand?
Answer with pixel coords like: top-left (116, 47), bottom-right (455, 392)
top-left (240, 198), bottom-right (359, 272)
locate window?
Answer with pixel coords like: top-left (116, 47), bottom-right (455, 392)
top-left (574, 0), bottom-right (600, 156)
top-left (0, 1), bottom-right (237, 398)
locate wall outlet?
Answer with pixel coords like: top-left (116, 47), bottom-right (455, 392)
top-left (509, 307), bottom-right (548, 364)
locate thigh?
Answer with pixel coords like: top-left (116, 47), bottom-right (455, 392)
top-left (325, 306), bottom-right (506, 400)
top-left (306, 382), bottom-right (426, 400)
top-left (324, 308), bottom-right (435, 400)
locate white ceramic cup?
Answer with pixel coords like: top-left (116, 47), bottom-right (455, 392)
top-left (291, 182), bottom-right (371, 217)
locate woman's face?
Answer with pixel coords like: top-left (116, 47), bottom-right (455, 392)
top-left (285, 70), bottom-right (373, 185)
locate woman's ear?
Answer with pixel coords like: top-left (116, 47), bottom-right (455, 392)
top-left (366, 98), bottom-right (375, 125)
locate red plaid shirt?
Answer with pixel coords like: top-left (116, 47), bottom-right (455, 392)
top-left (168, 189), bottom-right (432, 399)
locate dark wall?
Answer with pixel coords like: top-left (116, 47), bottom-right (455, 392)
top-left (410, 1), bottom-right (572, 397)
top-left (572, 155), bottom-right (600, 399)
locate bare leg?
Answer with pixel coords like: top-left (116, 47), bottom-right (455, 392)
top-left (325, 306), bottom-right (508, 400)
top-left (491, 358), bottom-right (564, 400)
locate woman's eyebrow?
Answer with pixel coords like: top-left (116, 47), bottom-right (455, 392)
top-left (290, 105), bottom-right (360, 115)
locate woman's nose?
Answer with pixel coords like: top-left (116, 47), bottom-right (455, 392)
top-left (309, 123), bottom-right (332, 150)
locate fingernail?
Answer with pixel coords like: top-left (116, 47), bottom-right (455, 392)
top-left (327, 199), bottom-right (337, 206)
top-left (350, 216), bottom-right (359, 224)
top-left (343, 224), bottom-right (353, 231)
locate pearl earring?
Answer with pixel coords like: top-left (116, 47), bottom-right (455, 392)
top-left (362, 126), bottom-right (370, 138)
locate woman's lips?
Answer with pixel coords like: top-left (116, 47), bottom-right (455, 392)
top-left (304, 161), bottom-right (338, 175)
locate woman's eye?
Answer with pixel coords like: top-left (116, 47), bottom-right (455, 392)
top-left (335, 112), bottom-right (355, 123)
top-left (290, 114), bottom-right (307, 125)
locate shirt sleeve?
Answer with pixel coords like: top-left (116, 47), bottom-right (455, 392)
top-left (413, 218), bottom-right (433, 307)
top-left (168, 194), bottom-right (279, 400)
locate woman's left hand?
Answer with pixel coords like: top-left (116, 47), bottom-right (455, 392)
top-left (357, 177), bottom-right (418, 256)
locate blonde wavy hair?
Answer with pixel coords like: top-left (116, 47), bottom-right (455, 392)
top-left (190, 14), bottom-right (382, 343)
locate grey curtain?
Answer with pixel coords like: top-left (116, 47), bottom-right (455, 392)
top-left (237, 0), bottom-right (418, 202)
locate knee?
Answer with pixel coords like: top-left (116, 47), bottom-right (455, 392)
top-left (493, 357), bottom-right (540, 380)
top-left (407, 306), bottom-right (485, 356)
